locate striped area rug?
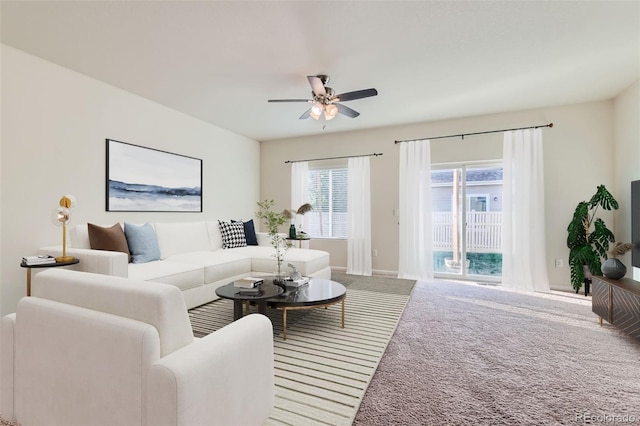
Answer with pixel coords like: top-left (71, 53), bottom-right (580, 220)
top-left (189, 279), bottom-right (414, 425)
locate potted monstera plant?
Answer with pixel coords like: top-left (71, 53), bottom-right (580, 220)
top-left (566, 185), bottom-right (618, 293)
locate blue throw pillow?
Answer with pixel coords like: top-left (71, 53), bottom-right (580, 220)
top-left (243, 219), bottom-right (258, 246)
top-left (124, 222), bottom-right (161, 264)
top-left (231, 219), bottom-right (258, 246)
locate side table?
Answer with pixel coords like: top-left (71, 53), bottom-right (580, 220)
top-left (20, 259), bottom-right (80, 296)
top-left (286, 237), bottom-right (311, 249)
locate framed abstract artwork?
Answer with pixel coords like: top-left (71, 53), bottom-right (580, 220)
top-left (106, 139), bottom-right (202, 212)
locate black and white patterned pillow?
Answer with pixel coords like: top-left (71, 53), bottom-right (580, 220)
top-left (218, 220), bottom-right (247, 249)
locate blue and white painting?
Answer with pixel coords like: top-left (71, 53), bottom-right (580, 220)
top-left (106, 139), bottom-right (202, 212)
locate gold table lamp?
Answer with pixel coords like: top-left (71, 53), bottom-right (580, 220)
top-left (52, 195), bottom-right (76, 262)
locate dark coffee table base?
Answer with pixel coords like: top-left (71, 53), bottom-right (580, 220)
top-left (215, 282), bottom-right (283, 321)
top-left (233, 299), bottom-right (268, 320)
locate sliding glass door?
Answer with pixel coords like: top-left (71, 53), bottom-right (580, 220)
top-left (432, 163), bottom-right (503, 280)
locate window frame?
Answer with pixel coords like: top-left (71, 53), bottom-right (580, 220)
top-left (306, 163), bottom-right (348, 240)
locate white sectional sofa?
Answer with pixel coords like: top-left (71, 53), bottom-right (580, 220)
top-left (39, 221), bottom-right (331, 309)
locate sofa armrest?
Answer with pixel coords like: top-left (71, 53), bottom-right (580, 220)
top-left (146, 314), bottom-right (274, 426)
top-left (1, 314), bottom-right (17, 422)
top-left (38, 246), bottom-right (128, 278)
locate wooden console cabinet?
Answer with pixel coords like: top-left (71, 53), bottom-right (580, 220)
top-left (592, 276), bottom-right (640, 342)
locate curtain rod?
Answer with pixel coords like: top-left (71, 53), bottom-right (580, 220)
top-left (394, 123), bottom-right (553, 144)
top-left (284, 153), bottom-right (383, 164)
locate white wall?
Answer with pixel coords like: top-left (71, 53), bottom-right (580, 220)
top-left (261, 99), bottom-right (629, 291)
top-left (613, 81), bottom-right (640, 275)
top-left (0, 45), bottom-right (261, 316)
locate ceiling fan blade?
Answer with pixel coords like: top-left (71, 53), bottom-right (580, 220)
top-left (335, 88), bottom-right (378, 102)
top-left (268, 99), bottom-right (312, 103)
top-left (336, 103), bottom-right (360, 118)
top-left (307, 76), bottom-right (326, 97)
top-left (299, 108), bottom-right (311, 119)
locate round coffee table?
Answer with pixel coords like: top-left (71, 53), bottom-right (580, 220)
top-left (215, 282), bottom-right (283, 321)
top-left (267, 277), bottom-right (346, 340)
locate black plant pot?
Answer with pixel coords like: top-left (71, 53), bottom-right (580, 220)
top-left (602, 258), bottom-right (626, 280)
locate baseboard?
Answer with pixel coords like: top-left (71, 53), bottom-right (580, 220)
top-left (330, 266), bottom-right (398, 278)
top-left (550, 283), bottom-right (579, 293)
top-left (372, 269), bottom-right (399, 277)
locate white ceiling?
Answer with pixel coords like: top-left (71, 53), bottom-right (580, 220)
top-left (1, 1), bottom-right (638, 141)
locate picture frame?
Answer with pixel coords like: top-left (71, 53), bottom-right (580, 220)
top-left (106, 139), bottom-right (202, 212)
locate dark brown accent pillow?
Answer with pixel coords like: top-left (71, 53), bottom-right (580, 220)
top-left (87, 223), bottom-right (131, 262)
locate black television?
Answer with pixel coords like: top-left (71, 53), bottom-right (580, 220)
top-left (632, 180), bottom-right (640, 277)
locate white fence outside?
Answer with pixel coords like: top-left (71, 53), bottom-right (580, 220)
top-left (305, 211), bottom-right (502, 253)
top-left (433, 211), bottom-right (502, 253)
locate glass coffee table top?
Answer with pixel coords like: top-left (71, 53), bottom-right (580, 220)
top-left (215, 281), bottom-right (283, 301)
top-left (267, 277), bottom-right (346, 307)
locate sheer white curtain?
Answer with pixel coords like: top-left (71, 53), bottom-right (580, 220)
top-left (347, 156), bottom-right (372, 275)
top-left (291, 161), bottom-right (309, 231)
top-left (502, 128), bottom-right (550, 292)
top-left (398, 140), bottom-right (433, 281)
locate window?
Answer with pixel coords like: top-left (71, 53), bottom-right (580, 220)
top-left (307, 168), bottom-right (348, 238)
top-left (431, 164), bottom-right (503, 278)
top-left (467, 194), bottom-right (489, 212)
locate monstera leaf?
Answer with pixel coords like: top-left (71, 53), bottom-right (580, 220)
top-left (588, 185), bottom-right (619, 211)
top-left (589, 218), bottom-right (615, 259)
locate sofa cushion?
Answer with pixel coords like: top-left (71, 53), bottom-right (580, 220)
top-left (154, 222), bottom-right (211, 259)
top-left (128, 260), bottom-right (205, 291)
top-left (206, 222), bottom-right (223, 250)
top-left (124, 222), bottom-right (161, 264)
top-left (218, 220), bottom-right (247, 249)
top-left (167, 251), bottom-right (252, 284)
top-left (237, 246), bottom-right (330, 276)
top-left (69, 224), bottom-right (91, 249)
top-left (88, 223), bottom-right (131, 263)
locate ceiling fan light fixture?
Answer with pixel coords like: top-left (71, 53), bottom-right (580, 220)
top-left (324, 103), bottom-right (338, 120)
top-left (310, 103), bottom-right (323, 120)
top-left (269, 75), bottom-right (378, 121)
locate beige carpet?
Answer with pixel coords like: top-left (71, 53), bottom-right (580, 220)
top-left (352, 279), bottom-right (640, 425)
top-left (189, 273), bottom-right (416, 425)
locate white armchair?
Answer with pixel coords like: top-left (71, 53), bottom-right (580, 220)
top-left (1, 269), bottom-right (274, 426)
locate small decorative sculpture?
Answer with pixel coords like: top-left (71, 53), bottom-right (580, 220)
top-left (288, 263), bottom-right (302, 281)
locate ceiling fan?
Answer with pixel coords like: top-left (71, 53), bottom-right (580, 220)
top-left (268, 75), bottom-right (378, 121)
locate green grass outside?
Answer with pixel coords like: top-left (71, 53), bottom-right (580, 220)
top-left (434, 251), bottom-right (503, 276)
